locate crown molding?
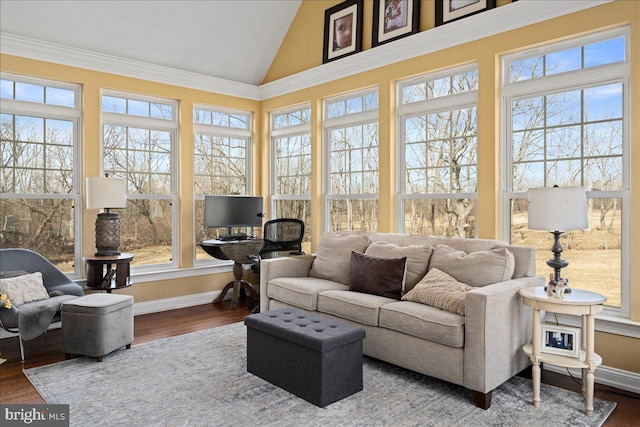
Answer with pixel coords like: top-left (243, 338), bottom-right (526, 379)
top-left (0, 32), bottom-right (261, 101)
top-left (0, 0), bottom-right (611, 102)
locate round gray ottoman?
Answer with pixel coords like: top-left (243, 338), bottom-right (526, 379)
top-left (61, 293), bottom-right (134, 362)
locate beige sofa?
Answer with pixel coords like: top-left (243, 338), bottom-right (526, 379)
top-left (259, 232), bottom-right (543, 409)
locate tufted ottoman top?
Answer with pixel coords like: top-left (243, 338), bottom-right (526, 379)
top-left (245, 308), bottom-right (365, 352)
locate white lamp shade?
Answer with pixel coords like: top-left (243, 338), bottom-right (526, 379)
top-left (528, 186), bottom-right (588, 231)
top-left (86, 177), bottom-right (127, 209)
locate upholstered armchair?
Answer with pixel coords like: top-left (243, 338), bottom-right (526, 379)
top-left (0, 248), bottom-right (84, 360)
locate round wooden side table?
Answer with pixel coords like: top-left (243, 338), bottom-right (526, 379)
top-left (519, 286), bottom-right (606, 416)
top-left (83, 253), bottom-right (134, 293)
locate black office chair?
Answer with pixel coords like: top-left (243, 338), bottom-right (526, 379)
top-left (249, 218), bottom-right (305, 275)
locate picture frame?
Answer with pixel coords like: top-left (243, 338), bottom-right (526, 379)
top-left (541, 325), bottom-right (581, 358)
top-left (372, 0), bottom-right (420, 47)
top-left (323, 0), bottom-right (364, 64)
top-left (435, 0), bottom-right (496, 27)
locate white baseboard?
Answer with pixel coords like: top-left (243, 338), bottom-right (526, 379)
top-left (132, 289), bottom-right (225, 316)
top-left (543, 363), bottom-right (640, 395)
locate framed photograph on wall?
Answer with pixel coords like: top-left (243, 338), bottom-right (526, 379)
top-left (541, 325), bottom-right (581, 358)
top-left (323, 0), bottom-right (364, 64)
top-left (372, 0), bottom-right (420, 47)
top-left (435, 0), bottom-right (496, 26)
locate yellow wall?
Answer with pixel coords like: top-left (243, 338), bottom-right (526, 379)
top-left (0, 0), bottom-right (638, 374)
top-left (260, 0), bottom-right (640, 373)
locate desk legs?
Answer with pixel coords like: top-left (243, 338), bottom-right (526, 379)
top-left (584, 313), bottom-right (596, 416)
top-left (212, 261), bottom-right (258, 309)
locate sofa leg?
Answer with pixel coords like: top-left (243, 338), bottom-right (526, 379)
top-left (472, 390), bottom-right (492, 410)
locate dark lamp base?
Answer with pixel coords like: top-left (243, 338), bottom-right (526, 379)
top-left (95, 212), bottom-right (122, 257)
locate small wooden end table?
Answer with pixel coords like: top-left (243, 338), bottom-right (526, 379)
top-left (84, 253), bottom-right (134, 293)
top-left (200, 239), bottom-right (263, 309)
top-left (519, 286), bottom-right (606, 416)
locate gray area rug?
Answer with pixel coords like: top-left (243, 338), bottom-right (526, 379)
top-left (25, 322), bottom-right (615, 427)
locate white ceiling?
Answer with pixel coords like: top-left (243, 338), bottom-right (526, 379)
top-left (0, 0), bottom-right (302, 86)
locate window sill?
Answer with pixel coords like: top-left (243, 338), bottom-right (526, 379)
top-left (546, 312), bottom-right (640, 339)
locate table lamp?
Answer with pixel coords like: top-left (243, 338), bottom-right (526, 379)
top-left (527, 186), bottom-right (588, 293)
top-left (87, 176), bottom-right (127, 256)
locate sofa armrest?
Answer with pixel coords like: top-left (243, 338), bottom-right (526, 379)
top-left (259, 255), bottom-right (314, 313)
top-left (463, 275), bottom-right (544, 393)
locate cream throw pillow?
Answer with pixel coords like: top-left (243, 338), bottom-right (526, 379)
top-left (0, 272), bottom-right (49, 306)
top-left (429, 245), bottom-right (515, 287)
top-left (402, 268), bottom-right (472, 315)
top-left (309, 233), bottom-right (371, 285)
top-left (364, 241), bottom-right (432, 293)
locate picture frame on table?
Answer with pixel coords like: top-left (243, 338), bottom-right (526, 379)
top-left (323, 0), bottom-right (364, 64)
top-left (541, 324), bottom-right (581, 358)
top-left (372, 0), bottom-right (420, 47)
top-left (435, 0), bottom-right (496, 27)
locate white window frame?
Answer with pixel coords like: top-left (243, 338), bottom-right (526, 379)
top-left (101, 89), bottom-right (179, 272)
top-left (322, 88), bottom-right (379, 233)
top-left (0, 72), bottom-right (83, 278)
top-left (500, 26), bottom-right (631, 319)
top-left (396, 64), bottom-right (479, 235)
top-left (270, 103), bottom-right (311, 219)
top-left (193, 104), bottom-right (253, 265)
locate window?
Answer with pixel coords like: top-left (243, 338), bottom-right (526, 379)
top-left (101, 91), bottom-right (178, 269)
top-left (270, 105), bottom-right (311, 252)
top-left (397, 65), bottom-right (478, 237)
top-left (0, 74), bottom-right (81, 276)
top-left (502, 27), bottom-right (630, 313)
top-left (193, 105), bottom-right (252, 261)
top-left (323, 90), bottom-right (379, 232)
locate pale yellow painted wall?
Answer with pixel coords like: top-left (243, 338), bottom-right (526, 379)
top-left (0, 54), bottom-right (261, 303)
top-left (259, 0), bottom-right (640, 373)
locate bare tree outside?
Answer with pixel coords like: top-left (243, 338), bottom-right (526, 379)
top-left (506, 34), bottom-right (626, 307)
top-left (399, 67), bottom-right (478, 237)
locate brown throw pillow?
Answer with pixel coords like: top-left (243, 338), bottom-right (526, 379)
top-left (402, 268), bottom-right (472, 315)
top-left (349, 251), bottom-right (407, 300)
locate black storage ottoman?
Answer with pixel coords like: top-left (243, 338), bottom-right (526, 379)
top-left (245, 308), bottom-right (366, 407)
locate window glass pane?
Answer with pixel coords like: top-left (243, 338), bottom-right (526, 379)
top-left (0, 198), bottom-right (75, 273)
top-left (46, 87), bottom-right (75, 107)
top-left (584, 37), bottom-right (625, 68)
top-left (150, 103), bottom-right (173, 120)
top-left (15, 82), bottom-right (44, 103)
top-left (0, 79), bottom-right (13, 99)
top-left (403, 198), bottom-right (476, 237)
top-left (128, 99), bottom-right (150, 117)
top-left (509, 56), bottom-right (544, 83)
top-left (584, 83), bottom-right (622, 121)
top-left (545, 47), bottom-right (582, 76)
top-left (102, 95), bottom-right (126, 113)
top-left (329, 199), bottom-right (378, 232)
top-left (120, 199), bottom-right (173, 265)
top-left (510, 198), bottom-right (621, 307)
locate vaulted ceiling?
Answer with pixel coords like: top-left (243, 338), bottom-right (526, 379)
top-left (0, 0), bottom-right (302, 85)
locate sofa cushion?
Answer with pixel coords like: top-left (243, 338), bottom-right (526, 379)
top-left (364, 241), bottom-right (432, 293)
top-left (429, 245), bottom-right (515, 287)
top-left (0, 272), bottom-right (49, 306)
top-left (317, 290), bottom-right (396, 326)
top-left (267, 277), bottom-right (348, 311)
top-left (402, 268), bottom-right (472, 315)
top-left (349, 251), bottom-right (406, 300)
top-left (309, 233), bottom-right (371, 285)
top-left (379, 301), bottom-right (466, 348)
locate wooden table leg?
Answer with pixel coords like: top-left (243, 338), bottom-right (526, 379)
top-left (532, 309), bottom-right (541, 408)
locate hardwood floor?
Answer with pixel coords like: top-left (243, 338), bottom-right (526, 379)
top-left (1, 300), bottom-right (638, 426)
